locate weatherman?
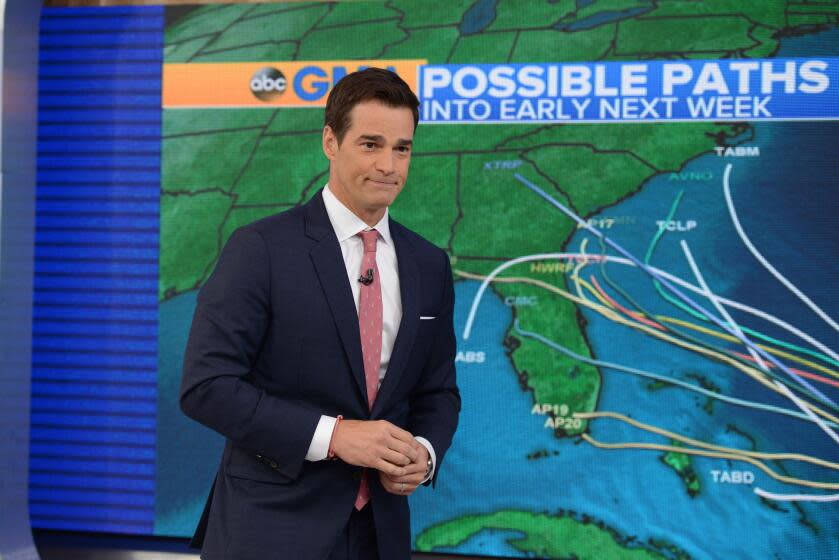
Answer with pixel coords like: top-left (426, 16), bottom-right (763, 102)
top-left (179, 67), bottom-right (461, 559)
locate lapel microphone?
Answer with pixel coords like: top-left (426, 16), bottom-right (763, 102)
top-left (358, 268), bottom-right (374, 286)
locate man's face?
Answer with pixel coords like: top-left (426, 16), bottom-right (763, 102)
top-left (322, 100), bottom-right (414, 225)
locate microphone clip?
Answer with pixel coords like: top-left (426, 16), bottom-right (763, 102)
top-left (358, 268), bottom-right (374, 286)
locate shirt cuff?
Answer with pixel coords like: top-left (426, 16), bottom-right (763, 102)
top-left (305, 415), bottom-right (337, 461)
top-left (414, 436), bottom-right (436, 483)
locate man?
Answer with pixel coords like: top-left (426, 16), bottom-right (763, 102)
top-left (179, 68), bottom-right (460, 560)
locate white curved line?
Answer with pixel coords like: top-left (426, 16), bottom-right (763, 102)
top-left (462, 252), bottom-right (604, 340)
top-left (754, 487), bottom-right (839, 502)
top-left (682, 240), bottom-right (839, 423)
top-left (461, 253), bottom-right (839, 365)
top-left (723, 163), bottom-right (838, 332)
top-left (773, 379), bottom-right (839, 446)
top-left (682, 240), bottom-right (769, 371)
top-left (572, 238), bottom-right (591, 301)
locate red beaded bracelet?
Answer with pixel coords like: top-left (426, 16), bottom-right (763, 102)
top-left (327, 415), bottom-right (343, 460)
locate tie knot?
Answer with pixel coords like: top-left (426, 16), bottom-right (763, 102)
top-left (358, 229), bottom-right (378, 253)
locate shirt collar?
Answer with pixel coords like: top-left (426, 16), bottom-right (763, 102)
top-left (322, 184), bottom-right (392, 245)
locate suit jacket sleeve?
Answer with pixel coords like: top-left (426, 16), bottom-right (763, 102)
top-left (179, 227), bottom-right (320, 481)
top-left (408, 251), bottom-right (460, 485)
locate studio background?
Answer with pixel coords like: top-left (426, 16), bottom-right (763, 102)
top-left (28, 2), bottom-right (839, 558)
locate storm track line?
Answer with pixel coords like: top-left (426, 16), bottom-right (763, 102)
top-left (463, 251), bottom-right (838, 366)
top-left (657, 317), bottom-right (839, 379)
top-left (589, 276), bottom-right (665, 331)
top-left (774, 378), bottom-right (839, 447)
top-left (579, 274), bottom-right (839, 388)
top-left (576, 410), bottom-right (839, 472)
top-left (731, 353), bottom-right (839, 389)
top-left (754, 488), bottom-right (839, 503)
top-left (580, 434), bottom-right (839, 490)
top-left (682, 240), bottom-right (768, 371)
top-left (646, 194), bottom-right (837, 369)
top-left (513, 172), bottom-right (838, 413)
top-left (509, 318), bottom-right (839, 428)
top-left (684, 243), bottom-right (839, 437)
top-left (460, 269), bottom-right (839, 426)
top-left (723, 163), bottom-right (839, 333)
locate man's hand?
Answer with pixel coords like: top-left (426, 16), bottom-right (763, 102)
top-left (379, 442), bottom-right (429, 497)
top-left (330, 420), bottom-right (420, 477)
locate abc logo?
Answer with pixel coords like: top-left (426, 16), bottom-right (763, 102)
top-left (250, 67), bottom-right (287, 101)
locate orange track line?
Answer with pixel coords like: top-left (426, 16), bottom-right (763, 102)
top-left (732, 351), bottom-right (839, 389)
top-left (589, 275), bottom-right (665, 331)
top-left (588, 275), bottom-right (839, 390)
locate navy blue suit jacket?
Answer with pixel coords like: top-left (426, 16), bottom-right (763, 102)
top-left (180, 190), bottom-right (460, 560)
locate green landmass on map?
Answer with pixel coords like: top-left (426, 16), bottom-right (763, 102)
top-left (685, 372), bottom-right (722, 415)
top-left (660, 441), bottom-right (701, 498)
top-left (415, 509), bottom-right (690, 560)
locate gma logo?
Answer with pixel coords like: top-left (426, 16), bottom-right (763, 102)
top-left (163, 60), bottom-right (425, 108)
top-left (292, 63), bottom-right (402, 102)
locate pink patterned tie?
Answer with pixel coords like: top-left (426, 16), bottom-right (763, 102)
top-left (355, 229), bottom-right (382, 510)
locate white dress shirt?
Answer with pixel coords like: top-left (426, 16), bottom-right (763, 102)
top-left (304, 186), bottom-right (436, 481)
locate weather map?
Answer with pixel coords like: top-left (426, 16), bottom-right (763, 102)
top-left (156, 2), bottom-right (839, 558)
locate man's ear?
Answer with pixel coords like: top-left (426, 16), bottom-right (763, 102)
top-left (322, 125), bottom-right (338, 160)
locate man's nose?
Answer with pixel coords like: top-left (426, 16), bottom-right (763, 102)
top-left (375, 149), bottom-right (395, 174)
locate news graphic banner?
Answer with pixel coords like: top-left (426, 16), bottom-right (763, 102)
top-left (161, 57), bottom-right (839, 123)
top-left (36, 3), bottom-right (839, 560)
top-left (418, 59), bottom-right (839, 122)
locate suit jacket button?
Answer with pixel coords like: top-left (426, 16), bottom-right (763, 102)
top-left (269, 460), bottom-right (278, 469)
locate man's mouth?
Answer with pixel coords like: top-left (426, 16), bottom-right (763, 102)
top-left (367, 178), bottom-right (398, 186)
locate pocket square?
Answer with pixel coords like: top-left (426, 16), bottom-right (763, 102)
top-left (419, 316), bottom-right (436, 320)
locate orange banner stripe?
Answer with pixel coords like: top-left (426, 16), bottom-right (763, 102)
top-left (163, 60), bottom-right (425, 108)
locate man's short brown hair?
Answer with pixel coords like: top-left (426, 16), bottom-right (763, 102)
top-left (324, 67), bottom-right (419, 144)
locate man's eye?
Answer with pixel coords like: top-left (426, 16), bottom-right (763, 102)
top-left (397, 146), bottom-right (410, 153)
top-left (363, 142), bottom-right (376, 149)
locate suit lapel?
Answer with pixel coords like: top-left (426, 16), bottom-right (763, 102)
top-left (304, 192), bottom-right (369, 408)
top-left (372, 221), bottom-right (418, 417)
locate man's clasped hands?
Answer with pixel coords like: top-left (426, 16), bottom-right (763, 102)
top-left (330, 420), bottom-right (430, 495)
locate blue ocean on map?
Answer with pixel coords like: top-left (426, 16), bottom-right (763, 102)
top-left (412, 277), bottom-right (836, 558)
top-left (408, 29), bottom-right (839, 559)
top-left (156, 290), bottom-right (224, 534)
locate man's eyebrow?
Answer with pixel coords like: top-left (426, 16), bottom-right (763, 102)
top-left (356, 134), bottom-right (413, 147)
